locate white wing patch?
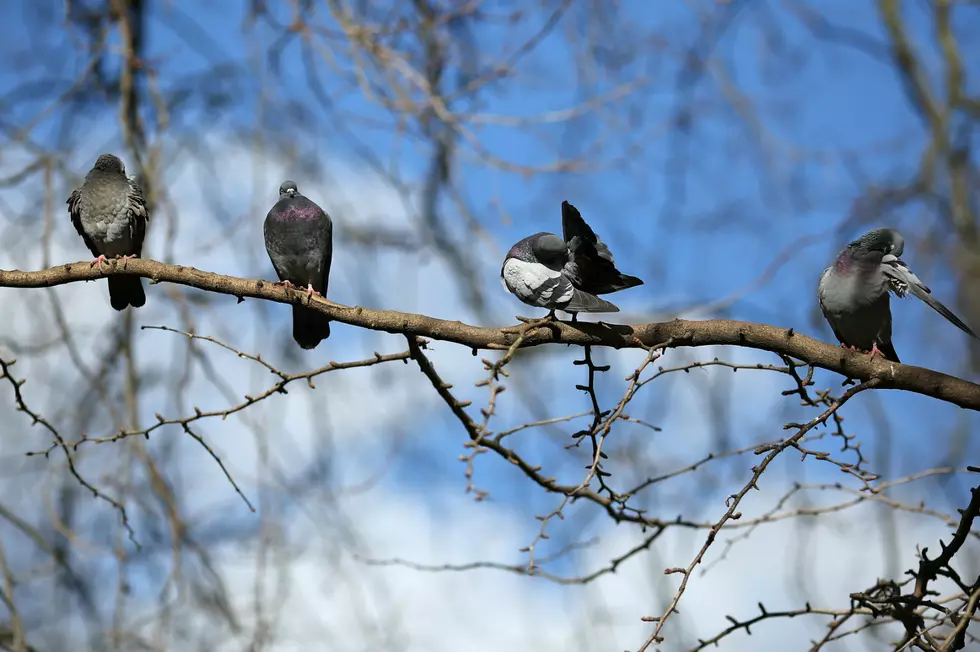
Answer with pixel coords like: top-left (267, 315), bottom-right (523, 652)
top-left (502, 258), bottom-right (573, 307)
top-left (881, 253), bottom-right (928, 298)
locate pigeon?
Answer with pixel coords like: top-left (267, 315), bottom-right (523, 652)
top-left (263, 180), bottom-right (333, 350)
top-left (500, 200), bottom-right (643, 317)
top-left (67, 153), bottom-right (149, 310)
top-left (818, 227), bottom-right (980, 362)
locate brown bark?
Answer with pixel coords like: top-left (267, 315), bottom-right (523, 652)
top-left (2, 257), bottom-right (979, 410)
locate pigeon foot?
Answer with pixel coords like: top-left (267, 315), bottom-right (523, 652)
top-left (116, 254), bottom-right (137, 269)
top-left (89, 255), bottom-right (109, 273)
top-left (869, 342), bottom-right (884, 359)
top-left (304, 283), bottom-right (322, 305)
top-left (274, 280), bottom-right (297, 289)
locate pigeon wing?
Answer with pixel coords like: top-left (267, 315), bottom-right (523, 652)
top-left (67, 187), bottom-right (100, 258)
top-left (561, 201), bottom-right (643, 294)
top-left (501, 258), bottom-right (619, 313)
top-left (502, 258), bottom-right (575, 308)
top-left (883, 254), bottom-right (980, 340)
top-left (126, 176), bottom-right (150, 256)
top-left (817, 267), bottom-right (848, 345)
top-left (562, 201), bottom-right (615, 263)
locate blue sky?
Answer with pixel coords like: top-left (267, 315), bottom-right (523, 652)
top-left (0, 1), bottom-right (978, 650)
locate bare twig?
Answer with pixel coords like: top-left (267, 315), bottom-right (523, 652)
top-left (636, 378), bottom-right (882, 650)
top-left (0, 357), bottom-right (138, 547)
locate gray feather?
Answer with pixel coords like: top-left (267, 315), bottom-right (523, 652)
top-left (67, 153), bottom-right (149, 310)
top-left (501, 235), bottom-right (620, 315)
top-left (818, 264), bottom-right (898, 361)
top-left (500, 202), bottom-right (643, 317)
top-left (564, 289), bottom-right (619, 313)
top-left (882, 254), bottom-right (980, 340)
top-left (818, 227), bottom-right (979, 362)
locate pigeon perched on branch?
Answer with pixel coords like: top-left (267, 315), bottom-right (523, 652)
top-left (818, 227), bottom-right (980, 362)
top-left (67, 153), bottom-right (149, 310)
top-left (263, 180), bottom-right (333, 350)
top-left (501, 201), bottom-right (643, 317)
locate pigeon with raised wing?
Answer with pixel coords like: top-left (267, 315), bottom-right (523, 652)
top-left (818, 227), bottom-right (980, 362)
top-left (501, 201), bottom-right (643, 317)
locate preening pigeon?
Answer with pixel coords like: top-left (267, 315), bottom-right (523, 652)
top-left (500, 201), bottom-right (643, 317)
top-left (67, 153), bottom-right (149, 310)
top-left (818, 227), bottom-right (980, 362)
top-left (264, 180), bottom-right (333, 350)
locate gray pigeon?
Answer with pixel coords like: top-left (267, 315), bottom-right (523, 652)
top-left (263, 180), bottom-right (333, 350)
top-left (67, 153), bottom-right (149, 310)
top-left (500, 200), bottom-right (643, 317)
top-left (818, 227), bottom-right (980, 362)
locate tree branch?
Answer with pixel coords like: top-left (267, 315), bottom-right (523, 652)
top-left (3, 258), bottom-right (980, 410)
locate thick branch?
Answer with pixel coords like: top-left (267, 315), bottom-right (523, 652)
top-left (2, 259), bottom-right (980, 410)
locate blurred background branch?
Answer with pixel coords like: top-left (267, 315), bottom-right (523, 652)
top-left (1, 1), bottom-right (980, 650)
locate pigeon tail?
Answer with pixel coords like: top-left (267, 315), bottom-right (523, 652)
top-left (907, 284), bottom-right (980, 341)
top-left (291, 305), bottom-right (331, 350)
top-left (879, 340), bottom-right (900, 363)
top-left (612, 274), bottom-right (644, 292)
top-left (107, 276), bottom-right (146, 311)
top-left (565, 290), bottom-right (619, 314)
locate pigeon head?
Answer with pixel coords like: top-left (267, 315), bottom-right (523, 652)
top-left (849, 228), bottom-right (905, 259)
top-left (531, 233), bottom-right (568, 263)
top-left (279, 180), bottom-right (299, 198)
top-left (505, 232), bottom-right (562, 265)
top-left (93, 153), bottom-right (125, 174)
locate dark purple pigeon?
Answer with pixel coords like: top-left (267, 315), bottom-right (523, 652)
top-left (263, 180), bottom-right (333, 350)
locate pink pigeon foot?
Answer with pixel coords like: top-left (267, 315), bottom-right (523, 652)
top-left (305, 283), bottom-right (322, 298)
top-left (117, 254), bottom-right (137, 268)
top-left (274, 280), bottom-right (296, 289)
top-left (869, 343), bottom-right (884, 359)
top-left (89, 255), bottom-right (109, 272)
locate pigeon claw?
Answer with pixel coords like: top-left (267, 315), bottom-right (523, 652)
top-left (869, 342), bottom-right (884, 359)
top-left (89, 255), bottom-right (109, 273)
top-left (274, 280), bottom-right (297, 289)
top-left (304, 283), bottom-right (321, 297)
top-left (117, 254), bottom-right (137, 269)
top-left (304, 283), bottom-right (322, 305)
